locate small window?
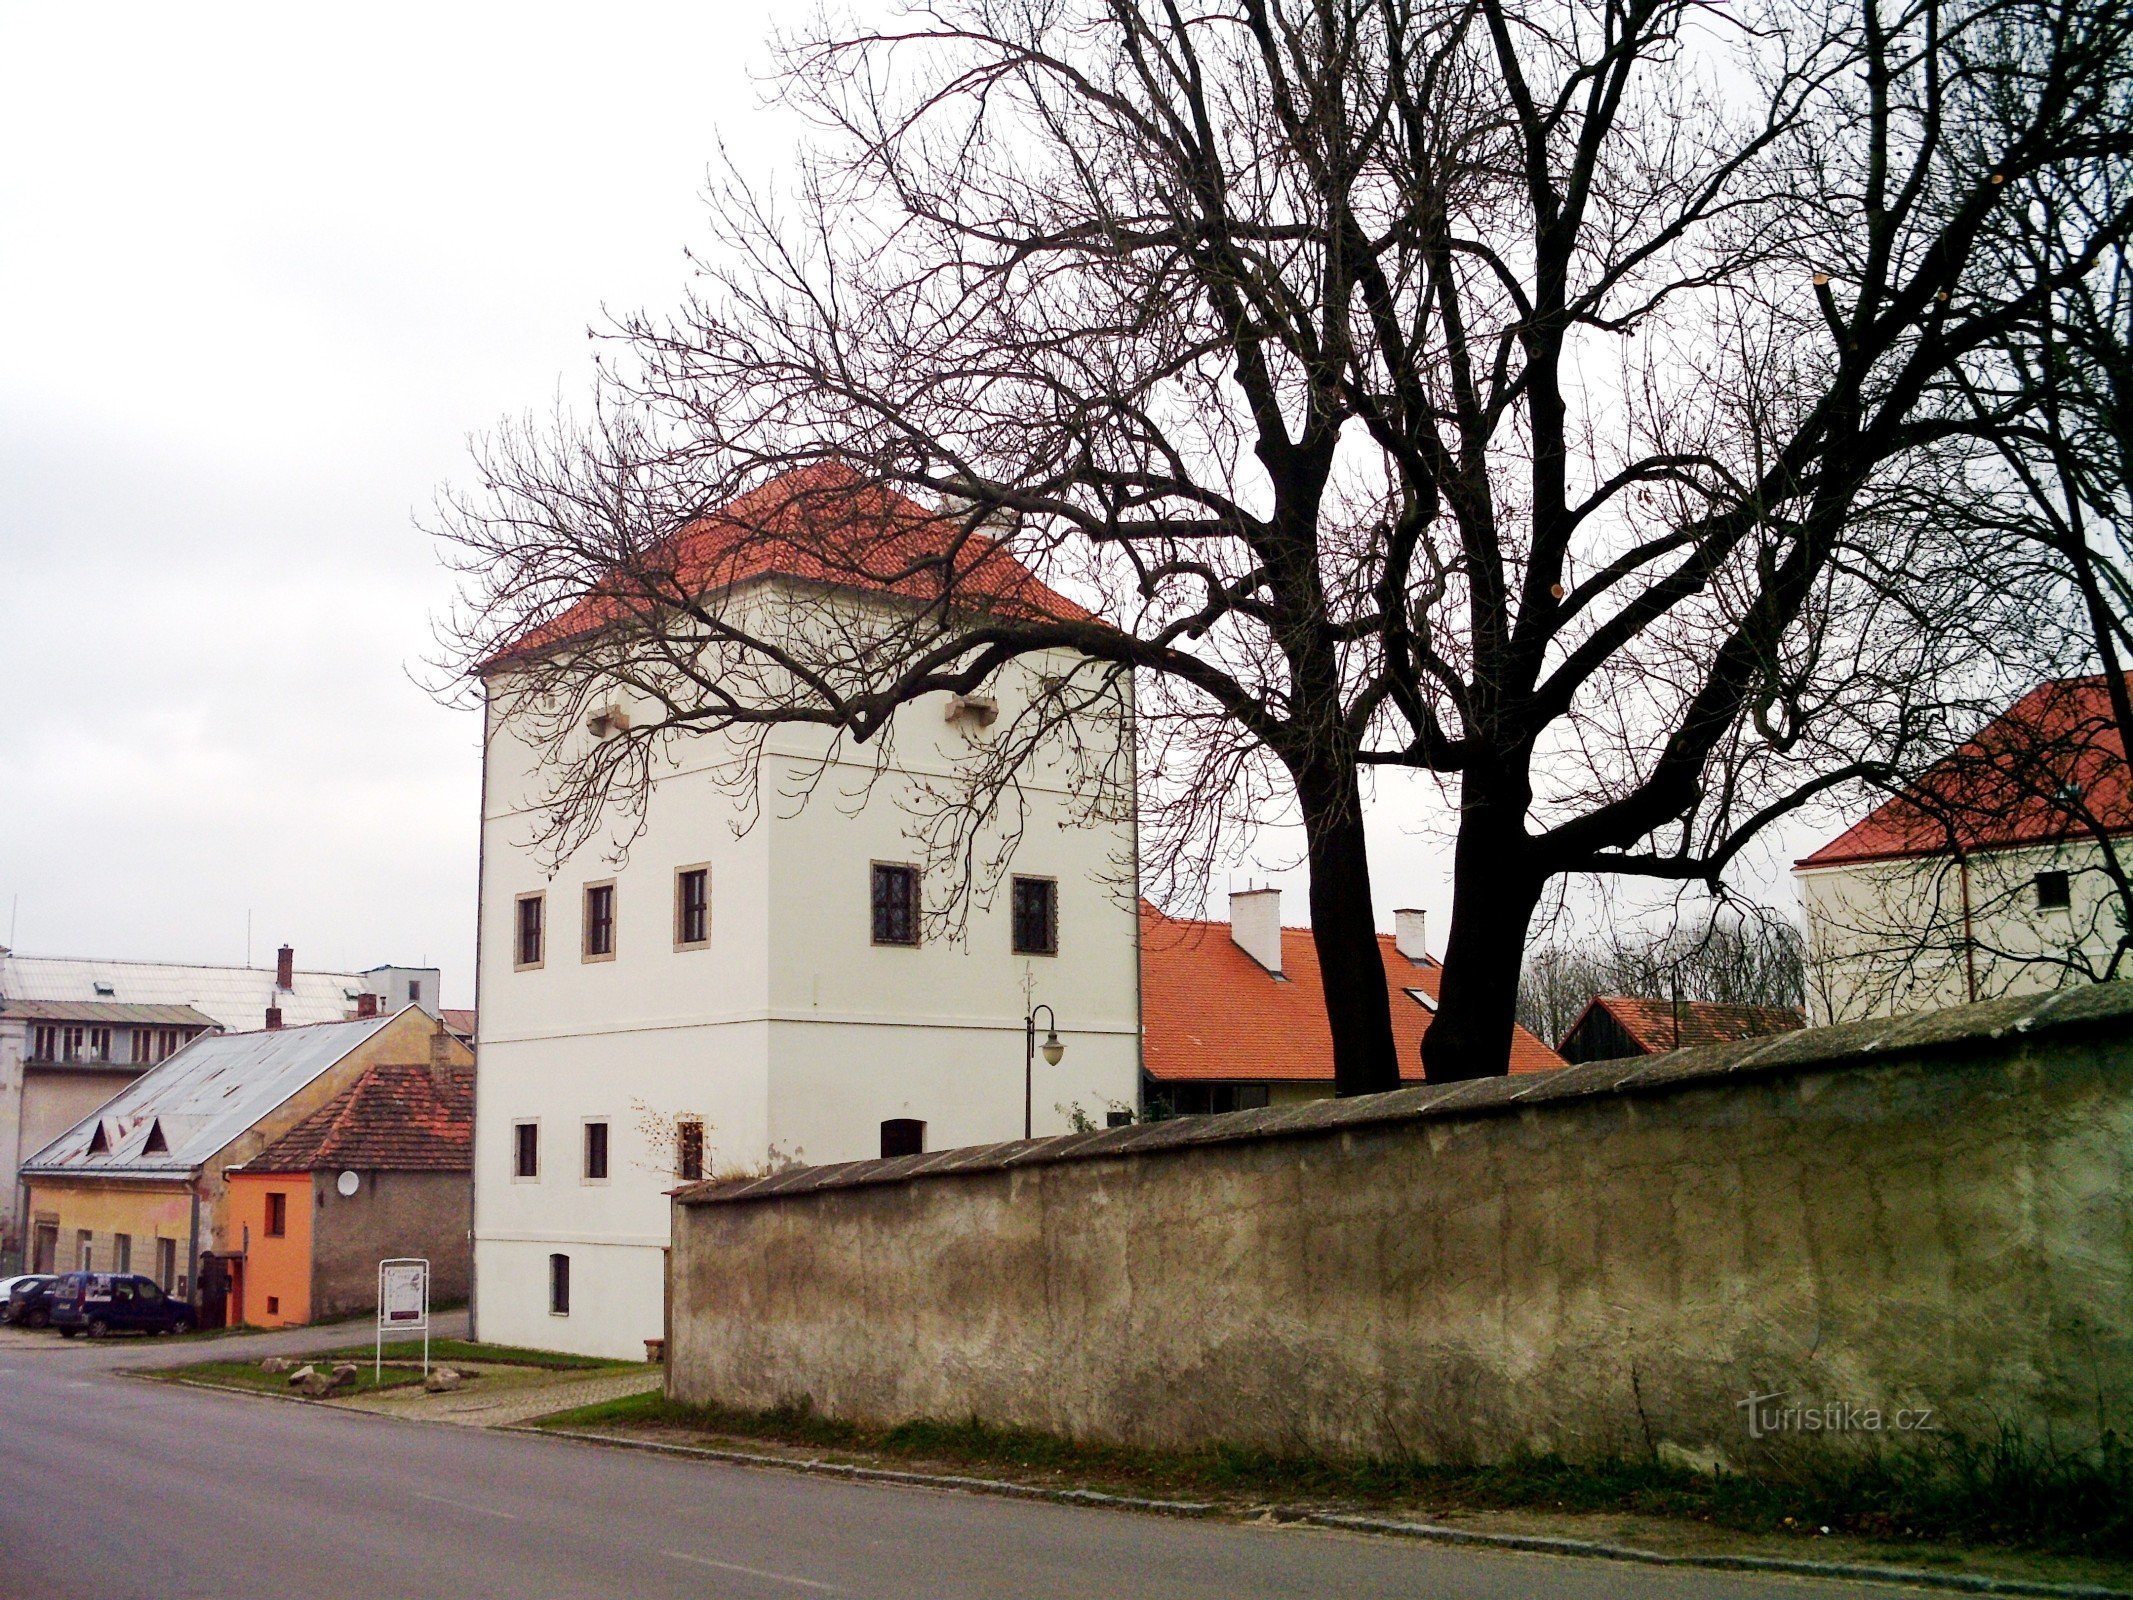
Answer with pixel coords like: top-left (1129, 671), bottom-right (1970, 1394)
top-left (113, 1233), bottom-right (132, 1273)
top-left (880, 1118), bottom-right (926, 1159)
top-left (264, 1193), bottom-right (287, 1238)
top-left (1403, 986), bottom-right (1439, 1012)
top-left (76, 1230), bottom-right (92, 1271)
top-left (89, 1027), bottom-right (113, 1060)
top-left (130, 1028), bottom-right (151, 1064)
top-left (514, 1121), bottom-right (540, 1180)
top-left (1011, 876), bottom-right (1058, 955)
top-left (2036, 870), bottom-right (2072, 911)
top-left (675, 866), bottom-right (711, 949)
top-left (583, 1121), bottom-right (609, 1182)
top-left (516, 893), bottom-right (545, 969)
top-left (676, 1119), bottom-right (705, 1181)
top-left (266, 1295), bottom-right (280, 1315)
top-left (871, 863), bottom-right (920, 946)
top-left (407, 979), bottom-right (422, 1005)
top-left (583, 881), bottom-right (616, 960)
top-left (143, 1120), bottom-right (168, 1155)
top-left (155, 1238), bottom-right (176, 1293)
top-left (549, 1253), bottom-right (571, 1316)
top-left (32, 1024), bottom-right (57, 1060)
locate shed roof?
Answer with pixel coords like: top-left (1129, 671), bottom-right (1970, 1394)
top-left (234, 1063), bottom-right (473, 1175)
top-left (0, 1000), bottom-right (219, 1028)
top-left (0, 950), bottom-right (369, 1032)
top-left (18, 1010), bottom-right (405, 1179)
top-left (1139, 902), bottom-right (1561, 1082)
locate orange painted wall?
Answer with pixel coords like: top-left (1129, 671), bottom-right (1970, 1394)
top-left (223, 1173), bottom-right (312, 1328)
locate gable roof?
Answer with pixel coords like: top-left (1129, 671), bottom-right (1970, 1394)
top-left (493, 461), bottom-right (1094, 667)
top-left (0, 950), bottom-right (370, 1032)
top-left (1798, 675), bottom-right (2133, 869)
top-left (234, 1062), bottom-right (473, 1175)
top-left (1561, 995), bottom-right (1805, 1060)
top-left (1139, 902), bottom-right (1562, 1082)
top-left (18, 1010), bottom-right (404, 1179)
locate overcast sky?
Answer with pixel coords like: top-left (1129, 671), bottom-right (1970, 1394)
top-left (0, 5), bottom-right (1814, 1009)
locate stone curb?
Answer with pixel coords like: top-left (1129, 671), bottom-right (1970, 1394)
top-left (524, 1425), bottom-right (2131, 1600)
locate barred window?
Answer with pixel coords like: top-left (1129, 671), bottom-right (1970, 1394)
top-left (1011, 877), bottom-right (1058, 956)
top-left (871, 863), bottom-right (919, 946)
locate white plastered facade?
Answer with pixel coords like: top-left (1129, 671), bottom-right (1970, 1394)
top-left (472, 598), bottom-right (1141, 1359)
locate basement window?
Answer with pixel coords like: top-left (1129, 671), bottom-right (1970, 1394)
top-left (2035, 870), bottom-right (2072, 911)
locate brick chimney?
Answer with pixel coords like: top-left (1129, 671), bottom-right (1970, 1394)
top-left (275, 944), bottom-right (294, 991)
top-left (354, 992), bottom-right (379, 1019)
top-left (264, 1005), bottom-right (283, 1031)
top-left (1228, 886), bottom-right (1284, 975)
top-left (429, 1016), bottom-right (459, 1081)
top-left (1394, 908), bottom-right (1430, 964)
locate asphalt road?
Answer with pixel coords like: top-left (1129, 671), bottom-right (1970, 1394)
top-left (0, 1331), bottom-right (1923, 1600)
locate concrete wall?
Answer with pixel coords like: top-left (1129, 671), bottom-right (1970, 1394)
top-left (310, 1169), bottom-right (471, 1320)
top-left (670, 983), bottom-right (2133, 1470)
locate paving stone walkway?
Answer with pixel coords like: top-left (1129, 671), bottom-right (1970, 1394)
top-left (347, 1363), bottom-right (665, 1428)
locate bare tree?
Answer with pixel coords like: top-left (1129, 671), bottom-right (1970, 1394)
top-left (1519, 905), bottom-right (1805, 1045)
top-left (437, 0), bottom-right (2133, 1090)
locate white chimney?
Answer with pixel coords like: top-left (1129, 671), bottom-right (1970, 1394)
top-left (1229, 887), bottom-right (1283, 974)
top-left (1394, 908), bottom-right (1430, 964)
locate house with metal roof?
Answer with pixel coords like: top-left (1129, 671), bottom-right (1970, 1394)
top-left (0, 944), bottom-right (442, 1268)
top-left (16, 1006), bottom-right (471, 1325)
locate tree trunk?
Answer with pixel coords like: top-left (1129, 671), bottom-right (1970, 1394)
top-left (1297, 760), bottom-right (1403, 1097)
top-left (1421, 776), bottom-right (1544, 1082)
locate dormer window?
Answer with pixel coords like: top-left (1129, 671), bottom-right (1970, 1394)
top-left (586, 704), bottom-right (632, 739)
top-left (143, 1119), bottom-right (168, 1155)
top-left (93, 981), bottom-right (116, 997)
top-left (86, 1123), bottom-right (110, 1155)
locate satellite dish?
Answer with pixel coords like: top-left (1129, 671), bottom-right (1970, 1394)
top-left (336, 1171), bottom-right (360, 1197)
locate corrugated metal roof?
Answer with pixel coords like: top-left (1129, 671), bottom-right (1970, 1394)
top-left (0, 952), bottom-right (368, 1031)
top-left (18, 1010), bottom-right (405, 1178)
top-left (0, 1000), bottom-right (219, 1027)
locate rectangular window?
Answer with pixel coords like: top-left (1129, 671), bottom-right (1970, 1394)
top-left (155, 1028), bottom-right (180, 1060)
top-left (264, 1193), bottom-right (287, 1238)
top-left (880, 1118), bottom-right (926, 1159)
top-left (89, 1027), bottom-right (113, 1060)
top-left (516, 893), bottom-right (545, 969)
top-left (583, 1121), bottom-right (609, 1182)
top-left (155, 1237), bottom-right (177, 1293)
top-left (676, 1119), bottom-right (704, 1181)
top-left (1011, 877), bottom-right (1058, 956)
top-left (871, 863), bottom-right (919, 946)
top-left (514, 1121), bottom-right (540, 1179)
top-left (76, 1230), bottom-right (92, 1271)
top-left (63, 1026), bottom-right (84, 1061)
top-left (2036, 870), bottom-right (2072, 911)
top-left (675, 866), bottom-right (711, 949)
top-left (266, 1295), bottom-right (280, 1316)
top-left (113, 1233), bottom-right (132, 1273)
top-left (32, 1025), bottom-right (57, 1061)
top-left (549, 1253), bottom-right (571, 1316)
top-left (131, 1027), bottom-right (152, 1064)
top-left (407, 979), bottom-right (422, 1006)
top-left (583, 881), bottom-right (616, 960)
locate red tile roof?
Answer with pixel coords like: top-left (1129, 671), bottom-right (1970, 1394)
top-left (440, 1008), bottom-right (476, 1041)
top-left (1799, 676), bottom-right (2133, 868)
top-left (235, 1063), bottom-right (473, 1174)
top-left (494, 462), bottom-right (1093, 665)
top-left (1563, 995), bottom-right (1804, 1059)
top-left (1139, 902), bottom-right (1563, 1082)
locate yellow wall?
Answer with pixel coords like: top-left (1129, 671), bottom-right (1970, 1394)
top-left (223, 1173), bottom-right (313, 1327)
top-left (23, 1179), bottom-right (191, 1290)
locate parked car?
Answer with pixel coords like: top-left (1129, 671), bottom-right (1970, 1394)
top-left (0, 1274), bottom-right (57, 1328)
top-left (49, 1273), bottom-right (193, 1338)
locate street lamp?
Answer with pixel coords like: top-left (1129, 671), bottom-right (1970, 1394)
top-left (1025, 1003), bottom-right (1064, 1139)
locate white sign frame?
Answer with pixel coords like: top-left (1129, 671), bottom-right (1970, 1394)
top-left (376, 1257), bottom-right (430, 1382)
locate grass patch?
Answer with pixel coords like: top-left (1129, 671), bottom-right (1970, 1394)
top-left (174, 1359), bottom-right (432, 1398)
top-left (320, 1338), bottom-right (633, 1372)
top-left (537, 1392), bottom-right (2131, 1562)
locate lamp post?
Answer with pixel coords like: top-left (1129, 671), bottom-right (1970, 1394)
top-left (1024, 1003), bottom-right (1064, 1140)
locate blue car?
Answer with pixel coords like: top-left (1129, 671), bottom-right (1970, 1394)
top-left (49, 1273), bottom-right (194, 1338)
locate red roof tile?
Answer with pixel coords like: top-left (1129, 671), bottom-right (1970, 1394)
top-left (495, 462), bottom-right (1093, 665)
top-left (1139, 902), bottom-right (1562, 1082)
top-left (1799, 676), bottom-right (2133, 868)
top-left (236, 1063), bottom-right (473, 1174)
top-left (1564, 995), bottom-right (1804, 1058)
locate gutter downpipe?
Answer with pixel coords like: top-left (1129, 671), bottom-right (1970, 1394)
top-left (185, 1186), bottom-right (200, 1310)
top-left (1126, 671), bottom-right (1146, 1115)
top-left (1959, 852), bottom-right (1979, 1004)
top-left (466, 683), bottom-right (492, 1343)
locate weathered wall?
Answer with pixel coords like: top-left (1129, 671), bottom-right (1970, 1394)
top-left (311, 1170), bottom-right (471, 1319)
top-left (670, 984), bottom-right (2133, 1470)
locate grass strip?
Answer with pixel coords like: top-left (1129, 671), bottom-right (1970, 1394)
top-left (172, 1359), bottom-right (432, 1399)
top-left (321, 1338), bottom-right (634, 1371)
top-left (535, 1391), bottom-right (2130, 1562)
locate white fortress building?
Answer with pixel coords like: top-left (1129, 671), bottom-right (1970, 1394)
top-left (471, 468), bottom-right (1141, 1358)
